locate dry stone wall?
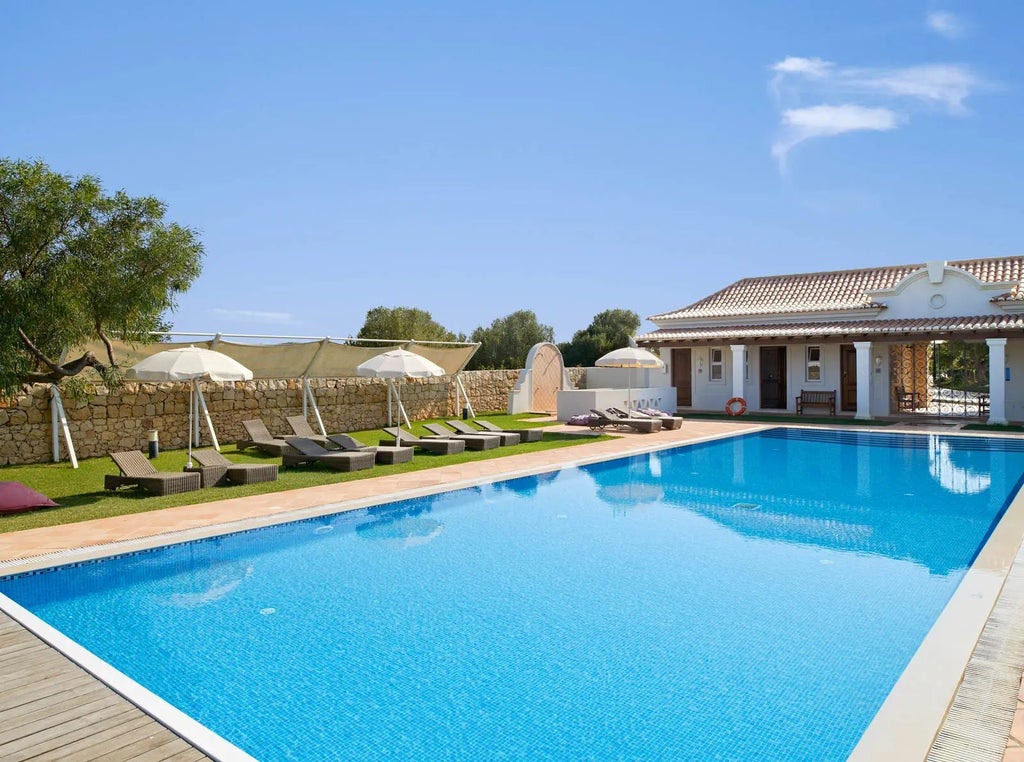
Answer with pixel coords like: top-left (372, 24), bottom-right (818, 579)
top-left (0, 369), bottom-right (582, 466)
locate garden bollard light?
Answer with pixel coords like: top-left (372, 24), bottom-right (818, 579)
top-left (147, 429), bottom-right (159, 459)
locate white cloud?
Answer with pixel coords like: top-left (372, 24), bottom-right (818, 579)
top-left (771, 56), bottom-right (833, 78)
top-left (212, 308), bottom-right (295, 324)
top-left (772, 105), bottom-right (902, 169)
top-left (768, 55), bottom-right (988, 170)
top-left (844, 64), bottom-right (980, 114)
top-left (927, 10), bottom-right (966, 39)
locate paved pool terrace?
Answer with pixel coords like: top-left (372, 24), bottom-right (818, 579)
top-left (2, 418), bottom-right (1024, 761)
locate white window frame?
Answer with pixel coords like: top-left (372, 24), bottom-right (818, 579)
top-left (709, 348), bottom-right (725, 383)
top-left (806, 345), bottom-right (822, 382)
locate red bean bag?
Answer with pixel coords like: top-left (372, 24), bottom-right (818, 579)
top-left (0, 482), bottom-right (59, 514)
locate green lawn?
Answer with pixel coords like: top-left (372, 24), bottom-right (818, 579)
top-left (1, 414), bottom-right (608, 534)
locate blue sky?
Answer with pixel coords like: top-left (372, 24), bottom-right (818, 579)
top-left (3, 2), bottom-right (1021, 342)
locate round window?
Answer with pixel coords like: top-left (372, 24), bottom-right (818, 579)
top-left (929, 293), bottom-right (946, 309)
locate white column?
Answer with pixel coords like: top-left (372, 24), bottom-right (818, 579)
top-left (854, 341), bottom-right (873, 420)
top-left (987, 338), bottom-right (1008, 425)
top-left (730, 344), bottom-right (746, 399)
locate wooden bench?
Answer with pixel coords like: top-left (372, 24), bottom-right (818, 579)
top-left (795, 389), bottom-right (836, 416)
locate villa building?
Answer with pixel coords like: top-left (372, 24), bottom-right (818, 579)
top-left (636, 256), bottom-right (1024, 424)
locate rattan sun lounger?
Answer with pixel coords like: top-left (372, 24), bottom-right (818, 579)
top-left (587, 409), bottom-right (661, 433)
top-left (607, 407), bottom-right (683, 430)
top-left (327, 434), bottom-right (414, 465)
top-left (105, 450), bottom-right (202, 495)
top-left (285, 415), bottom-right (331, 446)
top-left (188, 449), bottom-right (279, 486)
top-left (283, 437), bottom-right (376, 472)
top-left (445, 419), bottom-right (520, 446)
top-left (472, 419), bottom-right (544, 442)
top-left (238, 419), bottom-right (290, 456)
top-left (422, 423), bottom-right (500, 450)
top-left (382, 427), bottom-right (467, 455)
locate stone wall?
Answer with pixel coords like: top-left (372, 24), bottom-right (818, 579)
top-left (0, 368), bottom-right (584, 466)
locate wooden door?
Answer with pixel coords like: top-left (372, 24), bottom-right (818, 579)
top-left (840, 344), bottom-right (857, 412)
top-left (671, 348), bottom-right (692, 407)
top-left (530, 343), bottom-right (563, 413)
top-left (759, 347), bottom-right (787, 408)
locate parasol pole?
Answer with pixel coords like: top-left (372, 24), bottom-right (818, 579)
top-left (187, 380), bottom-right (194, 468)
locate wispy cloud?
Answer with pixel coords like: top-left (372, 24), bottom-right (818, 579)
top-left (772, 105), bottom-right (902, 171)
top-left (212, 308), bottom-right (295, 324)
top-left (926, 10), bottom-right (966, 39)
top-left (769, 55), bottom-right (988, 169)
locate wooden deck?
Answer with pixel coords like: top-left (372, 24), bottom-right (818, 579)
top-left (0, 611), bottom-right (210, 762)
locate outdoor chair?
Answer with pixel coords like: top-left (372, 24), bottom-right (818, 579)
top-left (587, 409), bottom-right (661, 434)
top-left (283, 437), bottom-right (375, 472)
top-left (105, 450), bottom-right (202, 496)
top-left (422, 423), bottom-right (500, 450)
top-left (327, 434), bottom-right (414, 465)
top-left (382, 427), bottom-right (467, 455)
top-left (188, 449), bottom-right (279, 486)
top-left (607, 407), bottom-right (683, 430)
top-left (446, 419), bottom-right (520, 446)
top-left (238, 419), bottom-right (291, 456)
top-left (472, 419), bottom-right (544, 442)
top-left (285, 415), bottom-right (331, 446)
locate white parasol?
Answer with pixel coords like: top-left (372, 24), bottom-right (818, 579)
top-left (356, 349), bottom-right (446, 446)
top-left (594, 345), bottom-right (665, 414)
top-left (127, 346), bottom-right (253, 466)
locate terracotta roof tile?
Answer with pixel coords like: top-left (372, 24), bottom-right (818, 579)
top-left (636, 314), bottom-right (1024, 343)
top-left (649, 256), bottom-right (1024, 321)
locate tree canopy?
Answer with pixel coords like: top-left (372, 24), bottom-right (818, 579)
top-left (0, 158), bottom-right (203, 396)
top-left (559, 308), bottom-right (641, 367)
top-left (354, 306), bottom-right (464, 345)
top-left (466, 310), bottom-right (554, 370)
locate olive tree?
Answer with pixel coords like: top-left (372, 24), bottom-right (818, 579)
top-left (0, 158), bottom-right (203, 395)
top-left (467, 310), bottom-right (554, 370)
top-left (559, 308), bottom-right (640, 367)
top-left (353, 306), bottom-right (464, 345)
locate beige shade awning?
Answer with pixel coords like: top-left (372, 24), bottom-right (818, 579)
top-left (77, 337), bottom-right (480, 379)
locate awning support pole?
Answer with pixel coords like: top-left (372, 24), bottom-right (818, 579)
top-left (303, 377), bottom-right (326, 435)
top-left (194, 379), bottom-right (220, 451)
top-left (388, 380), bottom-right (410, 427)
top-left (49, 385), bottom-right (78, 468)
top-left (456, 374), bottom-right (475, 418)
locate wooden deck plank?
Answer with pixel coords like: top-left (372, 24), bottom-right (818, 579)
top-left (0, 612), bottom-right (211, 762)
top-left (0, 683), bottom-right (110, 728)
top-left (50, 715), bottom-right (156, 762)
top-left (102, 735), bottom-right (196, 762)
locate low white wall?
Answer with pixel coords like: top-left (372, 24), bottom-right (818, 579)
top-left (556, 386), bottom-right (676, 420)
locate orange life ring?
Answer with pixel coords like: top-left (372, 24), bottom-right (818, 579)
top-left (725, 397), bottom-right (747, 416)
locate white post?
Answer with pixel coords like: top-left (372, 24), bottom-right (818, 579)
top-left (854, 341), bottom-right (873, 420)
top-left (456, 374), bottom-right (475, 418)
top-left (987, 338), bottom-right (1008, 425)
top-left (48, 385), bottom-right (78, 468)
top-left (730, 344), bottom-right (746, 400)
top-left (195, 379), bottom-right (220, 451)
top-left (303, 378), bottom-right (326, 435)
top-left (387, 381), bottom-right (393, 425)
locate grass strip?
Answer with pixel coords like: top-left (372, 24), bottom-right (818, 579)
top-left (0, 414), bottom-right (608, 534)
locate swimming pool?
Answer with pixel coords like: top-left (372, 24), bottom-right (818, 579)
top-left (3, 428), bottom-right (1024, 760)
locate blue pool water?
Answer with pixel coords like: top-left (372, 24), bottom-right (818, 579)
top-left (4, 429), bottom-right (1024, 761)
